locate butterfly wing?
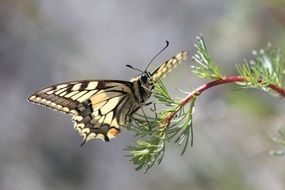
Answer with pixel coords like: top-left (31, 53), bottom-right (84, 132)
top-left (151, 51), bottom-right (188, 80)
top-left (28, 80), bottom-right (137, 144)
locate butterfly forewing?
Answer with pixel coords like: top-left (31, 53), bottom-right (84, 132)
top-left (151, 51), bottom-right (188, 81)
top-left (28, 81), bottom-right (100, 114)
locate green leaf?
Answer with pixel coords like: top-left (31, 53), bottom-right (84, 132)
top-left (192, 35), bottom-right (223, 79)
top-left (236, 44), bottom-right (285, 93)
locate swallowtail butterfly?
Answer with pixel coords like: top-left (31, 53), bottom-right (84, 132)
top-left (28, 48), bottom-right (188, 145)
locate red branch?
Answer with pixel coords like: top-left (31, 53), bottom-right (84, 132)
top-left (162, 76), bottom-right (285, 127)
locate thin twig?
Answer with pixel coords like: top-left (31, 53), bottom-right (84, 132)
top-left (162, 75), bottom-right (285, 127)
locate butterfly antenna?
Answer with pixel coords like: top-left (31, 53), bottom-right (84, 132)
top-left (126, 64), bottom-right (144, 75)
top-left (145, 40), bottom-right (169, 71)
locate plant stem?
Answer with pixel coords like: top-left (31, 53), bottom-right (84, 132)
top-left (162, 76), bottom-right (285, 126)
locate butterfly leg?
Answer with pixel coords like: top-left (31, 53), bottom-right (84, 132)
top-left (150, 102), bottom-right (158, 119)
top-left (139, 105), bottom-right (152, 131)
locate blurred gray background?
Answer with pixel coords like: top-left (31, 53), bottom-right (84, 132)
top-left (1, 0), bottom-right (285, 190)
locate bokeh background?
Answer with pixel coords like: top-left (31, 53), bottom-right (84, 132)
top-left (1, 0), bottom-right (285, 190)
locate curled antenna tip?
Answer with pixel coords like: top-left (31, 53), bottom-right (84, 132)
top-left (145, 40), bottom-right (170, 71)
top-left (126, 64), bottom-right (144, 74)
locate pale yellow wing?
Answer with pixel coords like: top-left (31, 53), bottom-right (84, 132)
top-left (28, 80), bottom-right (136, 145)
top-left (151, 51), bottom-right (188, 81)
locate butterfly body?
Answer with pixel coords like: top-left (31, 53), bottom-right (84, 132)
top-left (28, 51), bottom-right (188, 144)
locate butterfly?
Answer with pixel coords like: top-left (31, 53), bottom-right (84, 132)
top-left (28, 47), bottom-right (188, 145)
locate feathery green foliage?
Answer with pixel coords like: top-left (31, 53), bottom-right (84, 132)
top-left (191, 35), bottom-right (223, 79)
top-left (126, 35), bottom-right (285, 172)
top-left (126, 80), bottom-right (195, 173)
top-left (236, 44), bottom-right (285, 92)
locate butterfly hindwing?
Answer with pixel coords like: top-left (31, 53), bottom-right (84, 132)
top-left (71, 81), bottom-right (138, 144)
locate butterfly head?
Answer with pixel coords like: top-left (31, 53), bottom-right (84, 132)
top-left (136, 71), bottom-right (154, 102)
top-left (127, 65), bottom-right (154, 88)
top-left (140, 71), bottom-right (154, 88)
